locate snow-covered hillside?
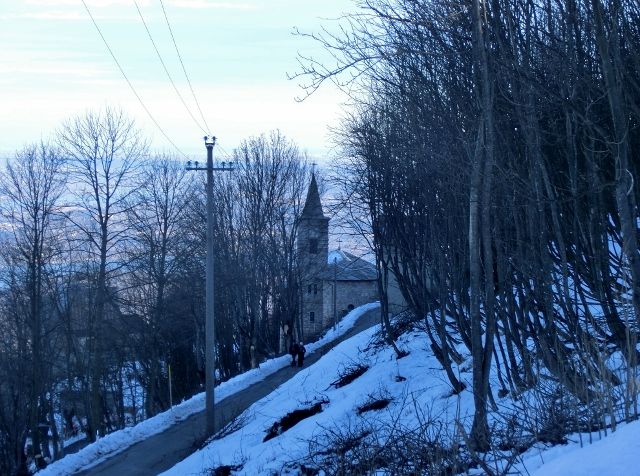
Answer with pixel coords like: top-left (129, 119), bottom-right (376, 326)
top-left (161, 316), bottom-right (640, 476)
top-left (37, 303), bottom-right (379, 476)
top-left (37, 302), bottom-right (640, 475)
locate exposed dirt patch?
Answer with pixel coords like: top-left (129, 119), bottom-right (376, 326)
top-left (356, 398), bottom-right (392, 415)
top-left (331, 363), bottom-right (369, 388)
top-left (263, 399), bottom-right (328, 442)
top-left (210, 463), bottom-right (243, 475)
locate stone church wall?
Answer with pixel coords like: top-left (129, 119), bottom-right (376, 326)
top-left (322, 280), bottom-right (379, 326)
top-left (297, 212), bottom-right (329, 342)
top-left (301, 280), bottom-right (325, 341)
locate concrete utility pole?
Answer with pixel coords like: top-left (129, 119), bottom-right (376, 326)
top-left (186, 136), bottom-right (233, 436)
top-left (333, 256), bottom-right (337, 330)
top-left (333, 239), bottom-right (341, 330)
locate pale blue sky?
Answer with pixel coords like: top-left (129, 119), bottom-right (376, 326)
top-left (0, 0), bottom-right (354, 160)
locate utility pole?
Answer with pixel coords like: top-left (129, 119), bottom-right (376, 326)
top-left (333, 239), bottom-right (341, 329)
top-left (186, 136), bottom-right (233, 436)
top-left (333, 256), bottom-right (337, 330)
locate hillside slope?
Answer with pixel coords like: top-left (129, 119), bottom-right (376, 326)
top-left (161, 317), bottom-right (640, 475)
top-left (37, 303), bottom-right (380, 476)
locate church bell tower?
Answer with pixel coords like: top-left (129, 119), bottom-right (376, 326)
top-left (297, 173), bottom-right (329, 341)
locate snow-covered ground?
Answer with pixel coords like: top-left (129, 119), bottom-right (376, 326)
top-left (520, 420), bottom-right (640, 475)
top-left (38, 300), bottom-right (640, 475)
top-left (37, 302), bottom-right (379, 476)
top-left (160, 317), bottom-right (640, 476)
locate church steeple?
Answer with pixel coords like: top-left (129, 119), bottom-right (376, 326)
top-left (301, 173), bottom-right (326, 219)
top-left (297, 172), bottom-right (329, 342)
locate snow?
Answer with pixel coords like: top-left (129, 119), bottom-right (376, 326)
top-left (160, 321), bottom-right (475, 475)
top-left (36, 302), bottom-right (379, 476)
top-left (519, 421), bottom-right (640, 476)
top-left (160, 315), bottom-right (640, 476)
top-left (38, 299), bottom-right (640, 475)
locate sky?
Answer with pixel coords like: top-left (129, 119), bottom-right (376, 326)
top-left (0, 0), bottom-right (355, 162)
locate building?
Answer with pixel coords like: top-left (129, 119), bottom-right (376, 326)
top-left (297, 174), bottom-right (380, 341)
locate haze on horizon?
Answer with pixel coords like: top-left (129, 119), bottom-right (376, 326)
top-left (0, 0), bottom-right (353, 162)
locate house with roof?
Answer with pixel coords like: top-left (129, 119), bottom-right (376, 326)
top-left (296, 175), bottom-right (380, 341)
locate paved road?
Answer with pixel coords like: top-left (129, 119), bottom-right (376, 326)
top-left (77, 308), bottom-right (380, 476)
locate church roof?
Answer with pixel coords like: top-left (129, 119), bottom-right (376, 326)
top-left (323, 250), bottom-right (377, 281)
top-left (300, 173), bottom-right (326, 219)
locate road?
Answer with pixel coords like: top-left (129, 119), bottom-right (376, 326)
top-left (76, 307), bottom-right (380, 475)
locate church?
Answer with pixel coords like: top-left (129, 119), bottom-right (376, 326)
top-left (296, 174), bottom-right (380, 341)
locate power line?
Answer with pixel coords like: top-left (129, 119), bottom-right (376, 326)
top-left (81, 0), bottom-right (189, 159)
top-left (158, 0), bottom-right (211, 134)
top-left (216, 143), bottom-right (232, 159)
top-left (133, 0), bottom-right (208, 135)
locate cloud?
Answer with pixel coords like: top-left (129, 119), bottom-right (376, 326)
top-left (25, 0), bottom-right (151, 6)
top-left (0, 50), bottom-right (110, 78)
top-left (167, 0), bottom-right (257, 10)
top-left (10, 0), bottom-right (251, 21)
top-left (1, 11), bottom-right (87, 21)
top-left (0, 64), bottom-right (108, 77)
top-left (4, 3), bottom-right (140, 21)
top-left (21, 0), bottom-right (255, 11)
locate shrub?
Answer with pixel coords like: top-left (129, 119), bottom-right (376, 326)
top-left (263, 398), bottom-right (328, 442)
top-left (331, 363), bottom-right (369, 388)
top-left (356, 398), bottom-right (392, 415)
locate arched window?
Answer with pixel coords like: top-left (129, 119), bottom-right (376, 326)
top-left (309, 238), bottom-right (318, 254)
top-left (309, 311), bottom-right (315, 322)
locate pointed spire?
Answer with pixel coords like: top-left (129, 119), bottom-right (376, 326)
top-left (301, 173), bottom-right (326, 219)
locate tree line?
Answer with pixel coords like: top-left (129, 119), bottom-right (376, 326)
top-left (0, 108), bottom-right (310, 475)
top-left (299, 0), bottom-right (640, 452)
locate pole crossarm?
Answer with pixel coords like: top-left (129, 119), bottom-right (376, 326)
top-left (186, 162), bottom-right (235, 172)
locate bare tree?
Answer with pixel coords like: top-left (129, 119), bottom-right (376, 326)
top-left (0, 143), bottom-right (66, 468)
top-left (232, 132), bottom-right (308, 368)
top-left (296, 0), bottom-right (640, 456)
top-left (57, 107), bottom-right (147, 441)
top-left (123, 155), bottom-right (193, 417)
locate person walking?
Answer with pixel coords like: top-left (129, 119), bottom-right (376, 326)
top-left (296, 342), bottom-right (306, 368)
top-left (289, 342), bottom-right (299, 367)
